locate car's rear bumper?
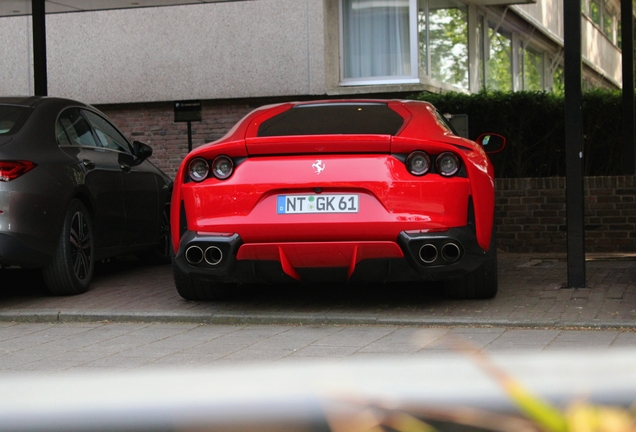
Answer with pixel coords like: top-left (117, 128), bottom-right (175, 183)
top-left (0, 233), bottom-right (52, 268)
top-left (173, 227), bottom-right (487, 284)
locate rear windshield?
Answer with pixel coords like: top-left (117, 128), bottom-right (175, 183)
top-left (0, 105), bottom-right (30, 135)
top-left (257, 103), bottom-right (405, 137)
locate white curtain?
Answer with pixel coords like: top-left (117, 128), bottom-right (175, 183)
top-left (343, 0), bottom-right (411, 79)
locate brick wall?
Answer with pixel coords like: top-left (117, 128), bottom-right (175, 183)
top-left (98, 102), bottom-right (636, 254)
top-left (496, 176), bottom-right (636, 253)
top-left (98, 101), bottom-right (253, 177)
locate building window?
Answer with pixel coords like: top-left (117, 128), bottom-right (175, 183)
top-left (418, 0), bottom-right (469, 90)
top-left (553, 65), bottom-right (565, 94)
top-left (483, 23), bottom-right (513, 91)
top-left (589, 0), bottom-right (602, 27)
top-left (603, 7), bottom-right (614, 40)
top-left (338, 0), bottom-right (560, 93)
top-left (340, 0), bottom-right (419, 85)
top-left (522, 47), bottom-right (544, 91)
top-left (583, 0), bottom-right (619, 46)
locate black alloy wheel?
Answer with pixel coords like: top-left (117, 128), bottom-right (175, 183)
top-left (42, 200), bottom-right (94, 295)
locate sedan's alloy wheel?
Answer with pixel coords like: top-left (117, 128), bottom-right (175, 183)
top-left (69, 210), bottom-right (91, 281)
top-left (42, 199), bottom-right (94, 295)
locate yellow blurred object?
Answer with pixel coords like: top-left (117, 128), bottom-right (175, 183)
top-left (468, 348), bottom-right (636, 432)
top-left (565, 402), bottom-right (636, 432)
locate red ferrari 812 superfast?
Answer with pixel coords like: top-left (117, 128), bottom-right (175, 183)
top-left (170, 100), bottom-right (505, 300)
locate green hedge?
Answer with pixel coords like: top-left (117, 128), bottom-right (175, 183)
top-left (412, 90), bottom-right (624, 178)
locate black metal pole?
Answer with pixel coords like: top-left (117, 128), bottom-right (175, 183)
top-left (32, 0), bottom-right (47, 96)
top-left (187, 121), bottom-right (193, 152)
top-left (621, 0), bottom-right (635, 175)
top-left (564, 1), bottom-right (586, 288)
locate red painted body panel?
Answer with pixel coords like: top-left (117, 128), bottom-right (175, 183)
top-left (236, 242), bottom-right (404, 279)
top-left (170, 99), bottom-right (497, 266)
top-left (245, 135), bottom-right (391, 155)
top-left (180, 155), bottom-right (471, 243)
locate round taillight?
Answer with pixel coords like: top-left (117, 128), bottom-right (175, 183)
top-left (188, 158), bottom-right (209, 182)
top-left (405, 151), bottom-right (431, 176)
top-left (436, 152), bottom-right (460, 177)
top-left (212, 155), bottom-right (234, 180)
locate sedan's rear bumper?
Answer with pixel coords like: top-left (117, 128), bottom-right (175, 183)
top-left (173, 227), bottom-right (487, 284)
top-left (0, 233), bottom-right (51, 268)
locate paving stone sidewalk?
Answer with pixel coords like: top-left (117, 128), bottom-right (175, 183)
top-left (1, 253), bottom-right (635, 328)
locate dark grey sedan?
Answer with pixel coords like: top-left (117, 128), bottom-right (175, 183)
top-left (0, 96), bottom-right (172, 295)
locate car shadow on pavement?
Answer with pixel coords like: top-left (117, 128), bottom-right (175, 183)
top-left (1, 257), bottom-right (450, 308)
top-left (225, 280), bottom-right (448, 308)
top-left (0, 257), bottom-right (159, 300)
top-left (0, 268), bottom-right (50, 298)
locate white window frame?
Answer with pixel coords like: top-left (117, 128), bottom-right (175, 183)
top-left (339, 0), bottom-right (420, 86)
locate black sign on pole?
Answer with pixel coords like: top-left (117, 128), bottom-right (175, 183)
top-left (174, 100), bottom-right (202, 153)
top-left (563, 0), bottom-right (586, 288)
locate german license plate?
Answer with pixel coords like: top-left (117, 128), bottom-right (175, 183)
top-left (277, 194), bottom-right (359, 214)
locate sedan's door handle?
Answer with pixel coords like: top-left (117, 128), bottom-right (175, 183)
top-left (120, 163), bottom-right (131, 173)
top-left (82, 159), bottom-right (95, 170)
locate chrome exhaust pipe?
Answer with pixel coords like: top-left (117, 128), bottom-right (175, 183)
top-left (441, 242), bottom-right (461, 262)
top-left (204, 246), bottom-right (223, 266)
top-left (418, 244), bottom-right (438, 264)
top-left (185, 245), bottom-right (204, 265)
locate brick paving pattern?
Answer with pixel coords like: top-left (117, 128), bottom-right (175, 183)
top-left (0, 322), bottom-right (634, 374)
top-left (1, 253), bottom-right (635, 327)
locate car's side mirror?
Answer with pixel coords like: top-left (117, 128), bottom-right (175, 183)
top-left (476, 133), bottom-right (506, 154)
top-left (132, 141), bottom-right (153, 164)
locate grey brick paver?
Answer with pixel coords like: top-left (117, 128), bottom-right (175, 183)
top-left (0, 323), bottom-right (631, 374)
top-left (610, 332), bottom-right (636, 347)
top-left (82, 355), bottom-right (154, 369)
top-left (291, 345), bottom-right (360, 358)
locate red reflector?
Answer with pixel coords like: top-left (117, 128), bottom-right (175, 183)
top-left (0, 161), bottom-right (37, 181)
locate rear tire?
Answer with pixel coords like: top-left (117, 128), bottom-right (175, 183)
top-left (172, 260), bottom-right (233, 300)
top-left (42, 200), bottom-right (94, 296)
top-left (444, 232), bottom-right (498, 299)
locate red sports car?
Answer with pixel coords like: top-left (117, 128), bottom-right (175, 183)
top-left (170, 100), bottom-right (505, 300)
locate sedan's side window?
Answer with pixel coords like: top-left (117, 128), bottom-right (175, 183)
top-left (82, 110), bottom-right (132, 154)
top-left (55, 121), bottom-right (72, 146)
top-left (58, 108), bottom-right (99, 147)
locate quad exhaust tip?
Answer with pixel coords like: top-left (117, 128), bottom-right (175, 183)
top-left (441, 242), bottom-right (461, 262)
top-left (185, 245), bottom-right (223, 266)
top-left (418, 242), bottom-right (462, 264)
top-left (204, 246), bottom-right (223, 266)
top-left (419, 244), bottom-right (438, 264)
top-left (185, 245), bottom-right (204, 265)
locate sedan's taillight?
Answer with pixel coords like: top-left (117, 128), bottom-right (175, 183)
top-left (0, 160), bottom-right (37, 182)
